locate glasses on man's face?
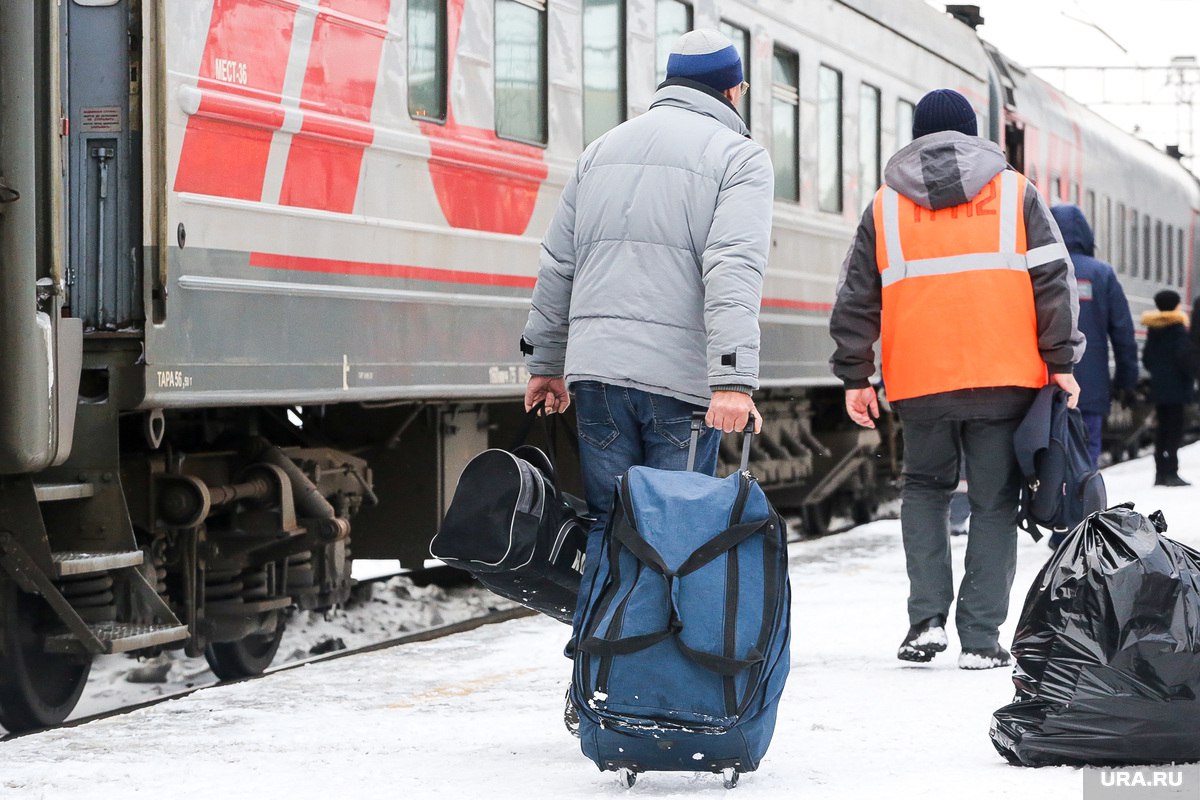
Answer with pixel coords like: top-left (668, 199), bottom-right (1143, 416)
top-left (739, 81), bottom-right (750, 95)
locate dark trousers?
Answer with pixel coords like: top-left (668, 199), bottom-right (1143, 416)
top-left (1081, 411), bottom-right (1104, 469)
top-left (900, 417), bottom-right (1023, 650)
top-left (1155, 403), bottom-right (1186, 477)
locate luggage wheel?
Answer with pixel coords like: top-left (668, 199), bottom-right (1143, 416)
top-left (616, 768), bottom-right (637, 789)
top-left (722, 767), bottom-right (740, 789)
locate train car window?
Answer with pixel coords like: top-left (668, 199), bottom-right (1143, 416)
top-left (1117, 203), bottom-right (1127, 273)
top-left (1142, 216), bottom-right (1151, 280)
top-left (859, 83), bottom-right (881, 210)
top-left (495, 0), bottom-right (548, 145)
top-left (1050, 176), bottom-right (1061, 203)
top-left (1130, 209), bottom-right (1139, 277)
top-left (771, 47), bottom-right (799, 202)
top-left (1178, 227), bottom-right (1186, 286)
top-left (583, 0), bottom-right (626, 145)
top-left (655, 0), bottom-right (692, 84)
top-left (1084, 190), bottom-right (1095, 229)
top-left (408, 0), bottom-right (448, 122)
top-left (818, 65), bottom-right (843, 213)
top-left (1070, 182), bottom-right (1079, 205)
top-left (1102, 196), bottom-right (1112, 262)
top-left (896, 100), bottom-right (914, 150)
top-left (720, 21), bottom-right (750, 127)
top-left (1166, 224), bottom-right (1175, 286)
top-left (1155, 220), bottom-right (1164, 283)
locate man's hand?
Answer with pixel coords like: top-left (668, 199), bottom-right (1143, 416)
top-left (845, 387), bottom-right (880, 429)
top-left (525, 375), bottom-right (571, 414)
top-left (706, 391), bottom-right (761, 434)
top-left (1050, 373), bottom-right (1080, 409)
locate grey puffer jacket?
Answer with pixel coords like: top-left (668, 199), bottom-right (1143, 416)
top-left (521, 78), bottom-right (774, 406)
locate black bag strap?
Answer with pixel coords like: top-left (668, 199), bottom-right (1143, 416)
top-left (1016, 485), bottom-right (1044, 542)
top-left (676, 641), bottom-right (765, 676)
top-left (510, 402), bottom-right (580, 454)
top-left (510, 402), bottom-right (546, 451)
top-left (509, 403), bottom-right (582, 502)
top-left (687, 411), bottom-right (756, 473)
top-left (676, 519), bottom-right (769, 576)
top-left (580, 476), bottom-right (769, 673)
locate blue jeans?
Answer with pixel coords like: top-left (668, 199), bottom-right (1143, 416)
top-left (568, 381), bottom-right (720, 634)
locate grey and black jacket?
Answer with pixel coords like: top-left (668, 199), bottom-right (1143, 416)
top-left (521, 79), bottom-right (774, 406)
top-left (829, 131), bottom-right (1084, 419)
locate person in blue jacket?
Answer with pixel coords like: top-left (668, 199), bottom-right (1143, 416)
top-left (1142, 289), bottom-right (1193, 486)
top-left (1049, 205), bottom-right (1138, 468)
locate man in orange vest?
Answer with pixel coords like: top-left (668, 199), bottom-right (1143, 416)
top-left (830, 89), bottom-right (1083, 669)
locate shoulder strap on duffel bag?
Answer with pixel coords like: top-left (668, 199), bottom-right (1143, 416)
top-left (577, 473), bottom-right (770, 676)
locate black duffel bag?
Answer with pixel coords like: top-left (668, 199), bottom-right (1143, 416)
top-left (429, 407), bottom-right (590, 623)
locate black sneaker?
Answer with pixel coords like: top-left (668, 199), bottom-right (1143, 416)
top-left (958, 645), bottom-right (1012, 670)
top-left (564, 688), bottom-right (580, 738)
top-left (897, 615), bottom-right (948, 662)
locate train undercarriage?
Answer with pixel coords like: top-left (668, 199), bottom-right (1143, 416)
top-left (0, 334), bottom-right (879, 733)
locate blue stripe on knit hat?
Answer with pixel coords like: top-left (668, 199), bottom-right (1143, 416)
top-left (665, 29), bottom-right (743, 92)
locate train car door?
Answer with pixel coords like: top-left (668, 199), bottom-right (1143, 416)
top-left (64, 0), bottom-right (143, 332)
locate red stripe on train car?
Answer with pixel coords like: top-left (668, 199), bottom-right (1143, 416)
top-left (251, 252), bottom-right (833, 311)
top-left (173, 0), bottom-right (298, 200)
top-left (278, 0), bottom-right (392, 213)
top-left (417, 0), bottom-right (547, 235)
top-left (249, 252), bottom-right (539, 289)
top-left (760, 298), bottom-right (834, 312)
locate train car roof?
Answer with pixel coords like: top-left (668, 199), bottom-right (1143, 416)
top-left (984, 41), bottom-right (1200, 206)
top-left (829, 0), bottom-right (991, 81)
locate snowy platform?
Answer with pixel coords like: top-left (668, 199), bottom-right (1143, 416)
top-left (3, 446), bottom-right (1198, 800)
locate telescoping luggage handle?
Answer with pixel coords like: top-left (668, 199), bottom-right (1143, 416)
top-left (686, 411), bottom-right (754, 473)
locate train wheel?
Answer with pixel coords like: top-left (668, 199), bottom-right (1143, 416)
top-left (801, 500), bottom-right (834, 538)
top-left (0, 579), bottom-right (92, 733)
top-left (204, 613), bottom-right (285, 680)
top-left (850, 462), bottom-right (879, 525)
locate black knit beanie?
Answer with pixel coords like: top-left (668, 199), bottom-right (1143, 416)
top-left (912, 89), bottom-right (978, 139)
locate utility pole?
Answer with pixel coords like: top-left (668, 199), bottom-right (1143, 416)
top-left (1026, 62), bottom-right (1200, 173)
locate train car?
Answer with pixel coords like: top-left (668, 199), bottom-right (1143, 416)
top-left (0, 0), bottom-right (1196, 732)
top-left (984, 42), bottom-right (1200, 458)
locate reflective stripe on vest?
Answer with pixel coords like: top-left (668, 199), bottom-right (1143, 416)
top-left (873, 171), bottom-right (1051, 402)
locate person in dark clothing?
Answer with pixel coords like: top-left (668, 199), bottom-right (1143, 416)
top-left (830, 89), bottom-right (1083, 670)
top-left (1141, 289), bottom-right (1193, 486)
top-left (1049, 205), bottom-right (1138, 468)
top-left (1192, 295), bottom-right (1200, 390)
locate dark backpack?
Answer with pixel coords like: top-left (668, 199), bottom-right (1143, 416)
top-left (1012, 386), bottom-right (1107, 540)
top-left (430, 408), bottom-right (590, 622)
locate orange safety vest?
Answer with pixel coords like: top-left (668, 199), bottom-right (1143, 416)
top-left (872, 170), bottom-right (1060, 402)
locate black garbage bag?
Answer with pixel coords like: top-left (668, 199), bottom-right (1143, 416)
top-left (990, 505), bottom-right (1200, 767)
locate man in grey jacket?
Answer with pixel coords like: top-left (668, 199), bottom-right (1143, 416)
top-left (521, 29), bottom-right (773, 597)
top-left (830, 89), bottom-right (1084, 670)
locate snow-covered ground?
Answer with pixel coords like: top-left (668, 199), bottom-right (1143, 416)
top-left (2, 445), bottom-right (1198, 800)
top-left (72, 575), bottom-right (517, 720)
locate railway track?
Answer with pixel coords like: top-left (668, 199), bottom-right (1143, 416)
top-left (1, 605), bottom-right (535, 742)
top-left (0, 508), bottom-right (891, 742)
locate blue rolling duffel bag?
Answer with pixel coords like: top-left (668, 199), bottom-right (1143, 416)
top-left (570, 414), bottom-right (791, 789)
